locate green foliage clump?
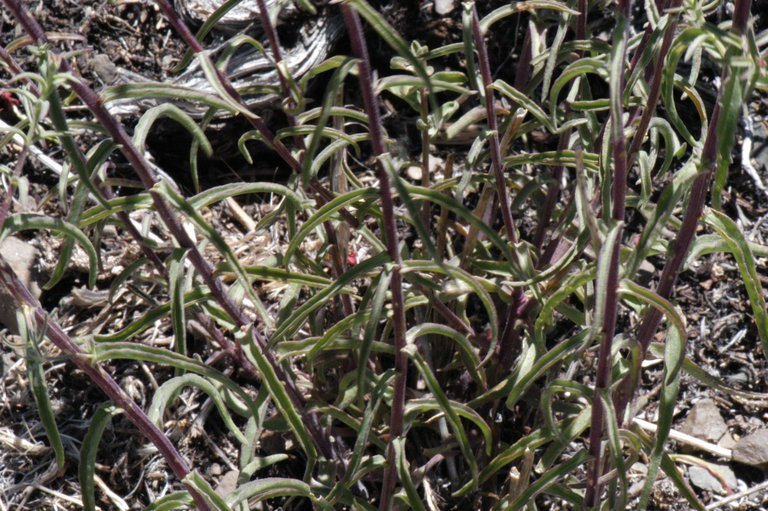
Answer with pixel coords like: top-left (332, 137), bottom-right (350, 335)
top-left (1, 0), bottom-right (767, 509)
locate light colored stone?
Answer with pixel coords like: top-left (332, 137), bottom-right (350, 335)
top-left (732, 429), bottom-right (768, 467)
top-left (434, 0), bottom-right (455, 15)
top-left (0, 236), bottom-right (42, 333)
top-left (406, 165), bottom-right (423, 181)
top-left (680, 399), bottom-right (728, 443)
top-left (688, 464), bottom-right (737, 494)
top-left (718, 432), bottom-right (738, 451)
top-left (215, 470), bottom-right (239, 498)
top-left (429, 155), bottom-right (445, 174)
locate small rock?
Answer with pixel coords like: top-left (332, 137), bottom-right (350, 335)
top-left (429, 155), bottom-right (445, 175)
top-left (161, 54), bottom-right (176, 71)
top-left (637, 260), bottom-right (656, 285)
top-left (719, 432), bottom-right (738, 451)
top-left (406, 165), bottom-right (423, 181)
top-left (92, 53), bottom-right (119, 84)
top-left (630, 462), bottom-right (648, 476)
top-left (688, 464), bottom-right (737, 494)
top-left (434, 0), bottom-right (455, 15)
top-left (0, 236), bottom-right (42, 334)
top-left (732, 429), bottom-right (768, 467)
top-left (215, 470), bottom-right (239, 498)
top-left (680, 399), bottom-right (728, 443)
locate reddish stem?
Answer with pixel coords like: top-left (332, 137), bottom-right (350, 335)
top-left (338, 6), bottom-right (408, 510)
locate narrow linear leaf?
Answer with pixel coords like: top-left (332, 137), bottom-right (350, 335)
top-left (242, 331), bottom-right (318, 460)
top-left (393, 437), bottom-right (428, 511)
top-left (405, 343), bottom-right (479, 486)
top-left (183, 471), bottom-right (233, 511)
top-left (148, 374), bottom-right (248, 445)
top-left (639, 327), bottom-right (684, 509)
top-left (80, 404), bottom-right (123, 511)
top-left (2, 214), bottom-right (98, 289)
top-left (133, 104), bottom-right (212, 157)
top-left (705, 210), bottom-right (768, 356)
top-left (28, 353), bottom-right (66, 472)
top-left (503, 450), bottom-right (590, 510)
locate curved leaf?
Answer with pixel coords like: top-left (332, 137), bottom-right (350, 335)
top-left (80, 404), bottom-right (123, 511)
top-left (2, 213), bottom-right (98, 289)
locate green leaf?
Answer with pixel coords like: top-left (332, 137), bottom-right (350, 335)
top-left (329, 370), bottom-right (395, 505)
top-left (549, 58), bottom-right (609, 127)
top-left (189, 181), bottom-right (308, 211)
top-left (638, 327), bottom-right (684, 509)
top-left (195, 50), bottom-right (260, 119)
top-left (505, 330), bottom-right (590, 410)
top-left (272, 252), bottom-right (389, 342)
top-left (491, 80), bottom-right (555, 132)
top-left (393, 436), bottom-right (427, 511)
top-left (284, 188), bottom-right (378, 265)
top-left (592, 222), bottom-right (624, 343)
top-left (148, 374), bottom-right (248, 445)
top-left (28, 352), bottom-right (66, 473)
top-left (402, 184), bottom-right (519, 270)
top-left (541, 19), bottom-right (570, 106)
top-left (405, 397), bottom-right (492, 456)
top-left (705, 210), bottom-right (768, 356)
top-left (95, 289), bottom-right (209, 342)
top-left (144, 492), bottom-right (194, 511)
top-left (406, 322), bottom-right (485, 389)
top-left (346, 0), bottom-right (439, 115)
top-left (503, 450), bottom-right (589, 510)
top-left (183, 471), bottom-right (233, 511)
top-left (168, 249), bottom-right (188, 373)
top-left (453, 429), bottom-right (549, 497)
top-left (242, 330), bottom-right (318, 460)
top-left (80, 404), bottom-right (123, 511)
top-left (46, 80), bottom-right (110, 208)
top-left (711, 63), bottom-right (754, 209)
top-left (618, 280), bottom-right (687, 355)
top-left (504, 150), bottom-right (600, 171)
top-left (225, 477), bottom-right (313, 508)
top-left (686, 234), bottom-right (768, 266)
top-left (155, 180), bottom-right (272, 328)
top-left (92, 342), bottom-right (263, 422)
top-left (133, 104), bottom-right (212, 157)
top-left (599, 389), bottom-right (628, 508)
top-left (102, 83), bottom-right (236, 113)
top-left (480, 0), bottom-right (579, 33)
top-left (633, 426), bottom-right (706, 511)
top-left (401, 260), bottom-right (498, 366)
top-left (302, 57), bottom-right (358, 186)
top-left (2, 213), bottom-right (98, 289)
top-left (626, 161), bottom-right (699, 277)
top-left (79, 194), bottom-right (154, 227)
top-left (357, 267), bottom-right (393, 403)
top-left (171, 0), bottom-right (258, 73)
top-left (405, 344), bottom-right (479, 486)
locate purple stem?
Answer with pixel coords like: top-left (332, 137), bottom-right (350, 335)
top-left (577, 0), bottom-right (588, 40)
top-left (253, 0), bottom-right (306, 151)
top-left (626, 0), bottom-right (683, 164)
top-left (153, 0), bottom-right (359, 228)
top-left (1, 0), bottom-right (335, 461)
top-left (612, 0), bottom-right (752, 427)
top-left (0, 255), bottom-right (214, 511)
top-left (470, 6), bottom-right (517, 245)
top-left (470, 5), bottom-right (529, 375)
top-left (338, 7), bottom-right (408, 510)
top-left (157, 1), bottom-right (358, 315)
top-left (585, 0), bottom-right (632, 503)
